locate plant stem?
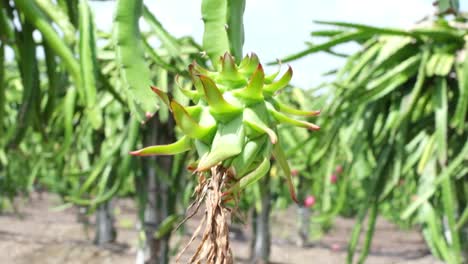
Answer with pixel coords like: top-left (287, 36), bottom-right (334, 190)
top-left (251, 176), bottom-right (271, 263)
top-left (94, 199), bottom-right (116, 245)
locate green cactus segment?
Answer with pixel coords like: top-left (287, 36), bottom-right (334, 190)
top-left (263, 66), bottom-right (293, 95)
top-left (201, 0), bottom-right (230, 68)
top-left (131, 53), bottom-right (320, 201)
top-left (115, 0), bottom-right (158, 121)
top-left (79, 0), bottom-right (101, 129)
top-left (129, 136), bottom-right (191, 156)
top-left (226, 0), bottom-right (245, 63)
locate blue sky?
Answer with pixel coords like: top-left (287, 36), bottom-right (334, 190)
top-left (91, 0), bottom-right (465, 88)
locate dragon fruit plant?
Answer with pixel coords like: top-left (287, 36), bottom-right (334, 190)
top-left (131, 52), bottom-right (320, 263)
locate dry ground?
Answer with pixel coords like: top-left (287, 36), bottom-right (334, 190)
top-left (0, 193), bottom-right (442, 264)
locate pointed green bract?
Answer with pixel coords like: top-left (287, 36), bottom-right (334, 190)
top-left (239, 53), bottom-right (260, 75)
top-left (130, 136), bottom-right (191, 156)
top-left (198, 74), bottom-right (241, 115)
top-left (225, 157), bottom-right (270, 195)
top-left (264, 66), bottom-right (293, 95)
top-left (273, 143), bottom-right (298, 203)
top-left (171, 101), bottom-right (215, 141)
top-left (244, 108), bottom-right (277, 144)
top-left (175, 76), bottom-right (201, 102)
top-left (220, 52), bottom-right (238, 77)
top-left (234, 64), bottom-right (265, 101)
top-left (151, 86), bottom-right (170, 108)
top-left (276, 101), bottom-right (321, 116)
top-left (179, 87), bottom-right (201, 101)
top-left (269, 107), bottom-right (320, 130)
top-left (217, 53), bottom-right (247, 88)
top-left (185, 105), bottom-right (203, 119)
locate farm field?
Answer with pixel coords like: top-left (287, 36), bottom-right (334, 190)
top-left (1, 0), bottom-right (467, 263)
top-left (0, 193), bottom-right (442, 264)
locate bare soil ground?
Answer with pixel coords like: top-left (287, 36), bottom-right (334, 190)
top-left (0, 193), bottom-right (442, 264)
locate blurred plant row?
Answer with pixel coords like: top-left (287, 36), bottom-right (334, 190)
top-left (279, 2), bottom-right (468, 262)
top-left (0, 0), bottom-right (207, 262)
top-left (0, 0), bottom-right (467, 264)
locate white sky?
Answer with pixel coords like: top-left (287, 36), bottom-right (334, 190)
top-left (90, 0), bottom-right (465, 88)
